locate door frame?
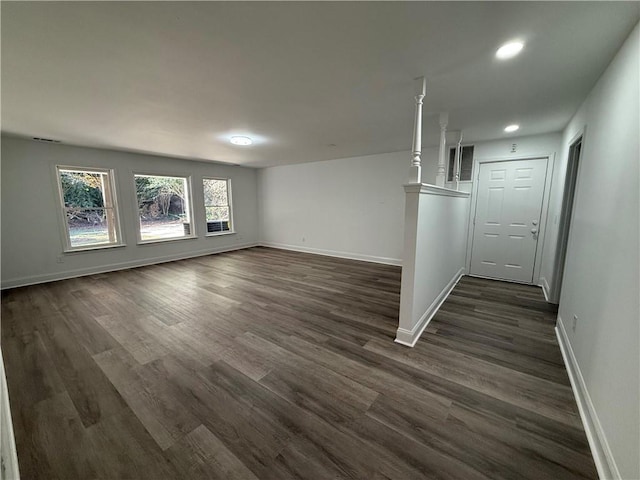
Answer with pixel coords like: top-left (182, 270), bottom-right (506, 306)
top-left (549, 129), bottom-right (585, 303)
top-left (464, 153), bottom-right (556, 285)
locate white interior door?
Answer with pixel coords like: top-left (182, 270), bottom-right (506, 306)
top-left (470, 158), bottom-right (548, 283)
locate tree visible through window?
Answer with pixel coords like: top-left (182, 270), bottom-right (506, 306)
top-left (134, 174), bottom-right (193, 241)
top-left (57, 167), bottom-right (122, 249)
top-left (203, 178), bottom-right (232, 233)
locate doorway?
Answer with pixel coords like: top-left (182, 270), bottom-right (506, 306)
top-left (551, 136), bottom-right (583, 302)
top-left (469, 157), bottom-right (549, 283)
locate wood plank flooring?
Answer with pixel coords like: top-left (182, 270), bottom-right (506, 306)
top-left (1, 247), bottom-right (597, 479)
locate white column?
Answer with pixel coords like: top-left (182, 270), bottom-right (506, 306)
top-left (408, 77), bottom-right (426, 184)
top-left (454, 131), bottom-right (463, 191)
top-left (435, 112), bottom-right (448, 187)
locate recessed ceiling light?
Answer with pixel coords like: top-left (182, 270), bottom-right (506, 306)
top-left (504, 124), bottom-right (520, 133)
top-left (496, 41), bottom-right (524, 60)
top-left (230, 136), bottom-right (252, 146)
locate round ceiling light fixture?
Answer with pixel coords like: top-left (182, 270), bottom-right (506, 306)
top-left (230, 136), bottom-right (253, 146)
top-left (496, 41), bottom-right (524, 60)
top-left (504, 124), bottom-right (520, 133)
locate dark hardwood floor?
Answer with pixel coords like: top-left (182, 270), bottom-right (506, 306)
top-left (1, 247), bottom-right (597, 479)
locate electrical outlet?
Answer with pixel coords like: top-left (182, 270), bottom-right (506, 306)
top-left (572, 315), bottom-right (578, 332)
top-left (56, 255), bottom-right (64, 264)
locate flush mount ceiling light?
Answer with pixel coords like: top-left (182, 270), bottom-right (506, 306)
top-left (496, 41), bottom-right (524, 60)
top-left (504, 124), bottom-right (520, 133)
top-left (230, 136), bottom-right (252, 146)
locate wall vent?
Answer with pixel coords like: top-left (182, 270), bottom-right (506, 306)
top-left (32, 137), bottom-right (61, 143)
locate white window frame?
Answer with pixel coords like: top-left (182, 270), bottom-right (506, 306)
top-left (55, 165), bottom-right (125, 252)
top-left (133, 173), bottom-right (197, 244)
top-left (203, 177), bottom-right (234, 236)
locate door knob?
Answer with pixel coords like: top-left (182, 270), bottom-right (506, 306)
top-left (532, 220), bottom-right (538, 225)
top-left (531, 228), bottom-right (538, 234)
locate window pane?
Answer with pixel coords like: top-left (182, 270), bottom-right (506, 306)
top-left (460, 146), bottom-right (474, 181)
top-left (58, 168), bottom-right (121, 249)
top-left (135, 175), bottom-right (192, 241)
top-left (66, 208), bottom-right (111, 247)
top-left (61, 172), bottom-right (106, 208)
top-left (203, 179), bottom-right (228, 206)
top-left (448, 146), bottom-right (474, 182)
top-left (206, 206), bottom-right (229, 221)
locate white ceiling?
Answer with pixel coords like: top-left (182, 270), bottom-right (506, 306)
top-left (2, 2), bottom-right (638, 168)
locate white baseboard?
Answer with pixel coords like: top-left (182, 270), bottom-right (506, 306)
top-left (540, 276), bottom-right (551, 302)
top-left (395, 267), bottom-right (464, 347)
top-left (1, 242), bottom-right (259, 290)
top-left (556, 316), bottom-right (620, 480)
top-left (0, 349), bottom-right (20, 480)
top-left (260, 242), bottom-right (402, 266)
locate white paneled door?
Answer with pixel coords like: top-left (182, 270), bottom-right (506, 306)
top-left (470, 158), bottom-right (548, 283)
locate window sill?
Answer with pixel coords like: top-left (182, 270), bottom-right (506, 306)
top-left (137, 235), bottom-right (198, 246)
top-left (63, 243), bottom-right (126, 254)
top-left (206, 231), bottom-right (235, 238)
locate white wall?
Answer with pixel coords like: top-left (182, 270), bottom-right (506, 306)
top-left (1, 136), bottom-right (259, 288)
top-left (544, 23), bottom-right (639, 480)
top-left (396, 186), bottom-right (470, 346)
top-left (260, 151), bottom-right (406, 264)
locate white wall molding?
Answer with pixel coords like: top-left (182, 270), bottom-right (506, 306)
top-left (1, 242), bottom-right (259, 290)
top-left (556, 316), bottom-right (620, 480)
top-left (539, 276), bottom-right (552, 303)
top-left (395, 268), bottom-right (464, 347)
top-left (260, 242), bottom-right (402, 266)
top-left (0, 349), bottom-right (20, 480)
top-left (404, 183), bottom-right (470, 197)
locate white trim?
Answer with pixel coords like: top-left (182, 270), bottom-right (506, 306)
top-left (555, 316), bottom-right (620, 480)
top-left (395, 268), bottom-right (464, 347)
top-left (539, 276), bottom-right (552, 303)
top-left (62, 243), bottom-right (127, 254)
top-left (205, 231), bottom-right (236, 238)
top-left (54, 164), bottom-right (125, 253)
top-left (202, 176), bottom-right (234, 236)
top-left (549, 126), bottom-right (587, 304)
top-left (0, 348), bottom-right (20, 480)
top-left (260, 242), bottom-right (402, 266)
top-left (404, 183), bottom-right (470, 197)
top-left (136, 235), bottom-right (198, 246)
top-left (1, 242), bottom-right (259, 290)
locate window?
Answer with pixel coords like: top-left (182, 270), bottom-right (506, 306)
top-left (134, 174), bottom-right (194, 242)
top-left (203, 178), bottom-right (232, 234)
top-left (56, 166), bottom-right (123, 250)
top-left (448, 145), bottom-right (475, 182)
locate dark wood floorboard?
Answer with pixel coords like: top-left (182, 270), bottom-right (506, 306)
top-left (1, 246), bottom-right (597, 479)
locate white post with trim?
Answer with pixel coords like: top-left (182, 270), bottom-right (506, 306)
top-left (408, 77), bottom-right (426, 184)
top-left (454, 131), bottom-right (463, 191)
top-left (435, 112), bottom-right (449, 187)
